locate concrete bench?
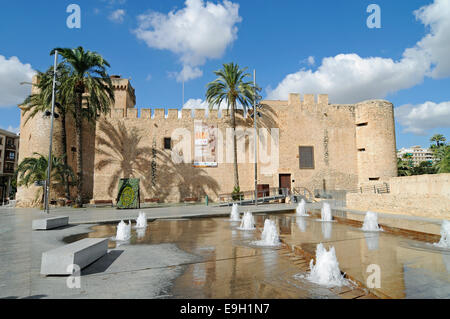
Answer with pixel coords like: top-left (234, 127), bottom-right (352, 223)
top-left (32, 216), bottom-right (69, 230)
top-left (144, 198), bottom-right (160, 203)
top-left (41, 238), bottom-right (109, 276)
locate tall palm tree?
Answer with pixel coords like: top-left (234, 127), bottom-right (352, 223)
top-left (430, 134), bottom-right (446, 148)
top-left (51, 46), bottom-right (115, 206)
top-left (16, 153), bottom-right (75, 205)
top-left (22, 63), bottom-right (75, 200)
top-left (206, 63), bottom-right (258, 190)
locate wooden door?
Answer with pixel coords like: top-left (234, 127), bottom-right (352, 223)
top-left (279, 174), bottom-right (291, 195)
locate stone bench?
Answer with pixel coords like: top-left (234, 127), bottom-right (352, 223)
top-left (144, 198), bottom-right (160, 203)
top-left (93, 199), bottom-right (114, 206)
top-left (32, 216), bottom-right (69, 230)
top-left (41, 238), bottom-right (109, 276)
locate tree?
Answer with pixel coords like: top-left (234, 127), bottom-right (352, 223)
top-left (430, 134), bottom-right (446, 148)
top-left (206, 63), bottom-right (259, 190)
top-left (51, 46), bottom-right (115, 206)
top-left (16, 153), bottom-right (75, 205)
top-left (397, 158), bottom-right (412, 176)
top-left (401, 153), bottom-right (414, 168)
top-left (22, 63), bottom-right (76, 200)
top-left (434, 145), bottom-right (450, 173)
top-left (410, 161), bottom-right (436, 175)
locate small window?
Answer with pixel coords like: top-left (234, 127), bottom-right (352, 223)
top-left (6, 151), bottom-right (15, 161)
top-left (164, 137), bottom-right (172, 150)
top-left (356, 122), bottom-right (368, 127)
top-left (299, 146), bottom-right (315, 169)
top-left (0, 137), bottom-right (3, 145)
top-left (369, 177), bottom-right (380, 181)
top-left (358, 148), bottom-right (366, 152)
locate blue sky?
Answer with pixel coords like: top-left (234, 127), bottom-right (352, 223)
top-left (0, 0), bottom-right (449, 149)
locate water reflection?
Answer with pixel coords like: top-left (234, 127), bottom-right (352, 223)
top-left (364, 232), bottom-right (380, 251)
top-left (321, 222), bottom-right (332, 240)
top-left (296, 217), bottom-right (307, 232)
top-left (442, 254), bottom-right (450, 274)
top-left (136, 228), bottom-right (146, 240)
top-left (63, 212), bottom-right (450, 299)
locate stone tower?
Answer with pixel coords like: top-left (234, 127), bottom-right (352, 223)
top-left (16, 75), bottom-right (136, 207)
top-left (355, 100), bottom-right (398, 184)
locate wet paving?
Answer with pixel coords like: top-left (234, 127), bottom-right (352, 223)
top-left (65, 214), bottom-right (361, 298)
top-left (64, 211), bottom-right (450, 299)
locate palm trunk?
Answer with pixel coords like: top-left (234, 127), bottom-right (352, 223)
top-left (75, 93), bottom-right (83, 206)
top-left (231, 101), bottom-right (239, 189)
top-left (60, 111), bottom-right (70, 200)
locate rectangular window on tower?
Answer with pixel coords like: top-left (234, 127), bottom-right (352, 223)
top-left (299, 146), bottom-right (315, 169)
top-left (164, 137), bottom-right (172, 150)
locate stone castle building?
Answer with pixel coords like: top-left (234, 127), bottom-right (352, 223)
top-left (16, 75), bottom-right (398, 207)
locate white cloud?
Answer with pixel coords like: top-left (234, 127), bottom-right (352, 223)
top-left (1, 125), bottom-right (20, 135)
top-left (134, 0), bottom-right (242, 82)
top-left (395, 101), bottom-right (450, 135)
top-left (171, 65), bottom-right (203, 82)
top-left (414, 0), bottom-right (450, 78)
top-left (183, 98), bottom-right (242, 110)
top-left (109, 9), bottom-right (126, 23)
top-left (0, 55), bottom-right (35, 107)
top-left (267, 0), bottom-right (449, 104)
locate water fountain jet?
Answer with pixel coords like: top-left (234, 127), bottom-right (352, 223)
top-left (434, 220), bottom-right (450, 248)
top-left (321, 202), bottom-right (333, 222)
top-left (115, 220), bottom-right (131, 241)
top-left (135, 212), bottom-right (147, 229)
top-left (306, 243), bottom-right (348, 287)
top-left (296, 199), bottom-right (309, 216)
top-left (361, 211), bottom-right (383, 232)
top-left (238, 212), bottom-right (255, 230)
top-left (230, 204), bottom-right (240, 221)
top-left (253, 219), bottom-right (280, 246)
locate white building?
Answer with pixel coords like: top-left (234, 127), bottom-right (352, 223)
top-left (0, 128), bottom-right (20, 204)
top-left (397, 145), bottom-right (435, 166)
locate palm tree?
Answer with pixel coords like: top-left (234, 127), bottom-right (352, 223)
top-left (22, 63), bottom-right (75, 200)
top-left (430, 134), bottom-right (446, 148)
top-left (16, 153), bottom-right (75, 205)
top-left (51, 46), bottom-right (115, 206)
top-left (206, 63), bottom-right (258, 190)
top-left (434, 145), bottom-right (450, 173)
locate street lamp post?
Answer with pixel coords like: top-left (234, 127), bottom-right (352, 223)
top-left (254, 70), bottom-right (258, 206)
top-left (44, 50), bottom-right (58, 214)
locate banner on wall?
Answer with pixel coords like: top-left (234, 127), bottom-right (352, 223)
top-left (193, 120), bottom-right (218, 168)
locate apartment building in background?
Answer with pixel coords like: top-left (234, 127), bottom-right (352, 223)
top-left (397, 145), bottom-right (435, 166)
top-left (0, 128), bottom-right (20, 203)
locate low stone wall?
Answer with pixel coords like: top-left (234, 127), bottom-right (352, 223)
top-left (389, 173), bottom-right (450, 197)
top-left (347, 174), bottom-right (450, 219)
top-left (346, 193), bottom-right (450, 219)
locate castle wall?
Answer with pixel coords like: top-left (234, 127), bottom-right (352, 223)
top-left (16, 75), bottom-right (398, 206)
top-left (91, 93), bottom-right (369, 203)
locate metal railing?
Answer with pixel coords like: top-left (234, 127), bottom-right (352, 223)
top-left (347, 182), bottom-right (390, 194)
top-left (218, 187), bottom-right (290, 205)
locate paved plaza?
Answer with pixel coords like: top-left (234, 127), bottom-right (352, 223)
top-left (0, 203), bottom-right (448, 299)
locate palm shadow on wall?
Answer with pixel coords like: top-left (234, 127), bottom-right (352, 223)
top-left (96, 120), bottom-right (152, 197)
top-left (146, 150), bottom-right (220, 202)
top-left (96, 120), bottom-right (220, 202)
